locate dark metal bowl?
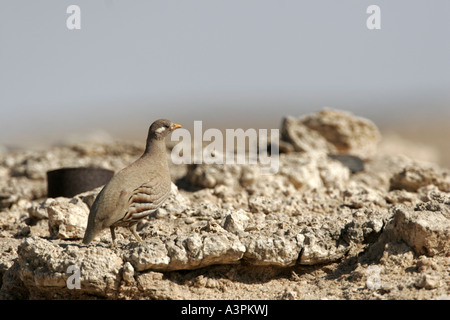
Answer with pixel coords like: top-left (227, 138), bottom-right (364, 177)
top-left (47, 167), bottom-right (114, 198)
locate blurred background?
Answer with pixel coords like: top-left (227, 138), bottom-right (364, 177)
top-left (1, 1), bottom-right (449, 167)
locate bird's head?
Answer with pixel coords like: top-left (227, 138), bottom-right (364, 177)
top-left (149, 119), bottom-right (182, 140)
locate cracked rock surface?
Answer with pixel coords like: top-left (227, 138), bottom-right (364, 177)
top-left (1, 109), bottom-right (449, 299)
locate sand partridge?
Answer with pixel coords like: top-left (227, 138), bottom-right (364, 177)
top-left (82, 119), bottom-right (182, 246)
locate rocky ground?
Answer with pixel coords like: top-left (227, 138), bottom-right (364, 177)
top-left (0, 109), bottom-right (449, 300)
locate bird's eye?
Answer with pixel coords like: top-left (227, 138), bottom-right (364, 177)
top-left (155, 126), bottom-right (166, 134)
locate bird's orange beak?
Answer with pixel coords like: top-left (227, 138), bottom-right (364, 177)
top-left (171, 123), bottom-right (182, 130)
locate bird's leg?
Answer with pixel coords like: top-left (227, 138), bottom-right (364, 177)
top-left (130, 224), bottom-right (143, 242)
top-left (110, 226), bottom-right (117, 247)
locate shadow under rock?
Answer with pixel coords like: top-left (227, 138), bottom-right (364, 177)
top-left (160, 263), bottom-right (297, 286)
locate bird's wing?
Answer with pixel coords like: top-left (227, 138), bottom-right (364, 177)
top-left (121, 173), bottom-right (172, 223)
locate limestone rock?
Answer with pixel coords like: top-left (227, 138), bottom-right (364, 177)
top-left (278, 153), bottom-right (324, 190)
top-left (2, 237), bottom-right (123, 299)
top-left (124, 231), bottom-right (245, 272)
top-left (278, 152), bottom-right (351, 191)
top-left (392, 204), bottom-right (450, 257)
top-left (280, 116), bottom-right (335, 153)
top-left (221, 210), bottom-right (251, 233)
top-left (125, 238), bottom-right (170, 271)
top-left (47, 197), bottom-right (89, 240)
top-left (281, 109), bottom-right (381, 158)
top-left (415, 273), bottom-right (440, 290)
top-left (1, 109), bottom-right (449, 300)
top-left (242, 234), bottom-right (303, 266)
top-left (186, 163), bottom-right (246, 188)
top-left (28, 198), bottom-right (54, 220)
top-left (0, 238), bottom-right (21, 290)
top-left (298, 226), bottom-right (349, 265)
top-left (390, 165), bottom-right (450, 192)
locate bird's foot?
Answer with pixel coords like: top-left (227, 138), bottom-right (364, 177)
top-left (130, 225), bottom-right (143, 243)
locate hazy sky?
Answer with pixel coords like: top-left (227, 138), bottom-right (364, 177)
top-left (1, 0), bottom-right (449, 148)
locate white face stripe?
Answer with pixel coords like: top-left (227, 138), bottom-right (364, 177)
top-left (155, 127), bottom-right (166, 134)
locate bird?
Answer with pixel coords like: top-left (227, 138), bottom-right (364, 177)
top-left (82, 119), bottom-right (182, 246)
